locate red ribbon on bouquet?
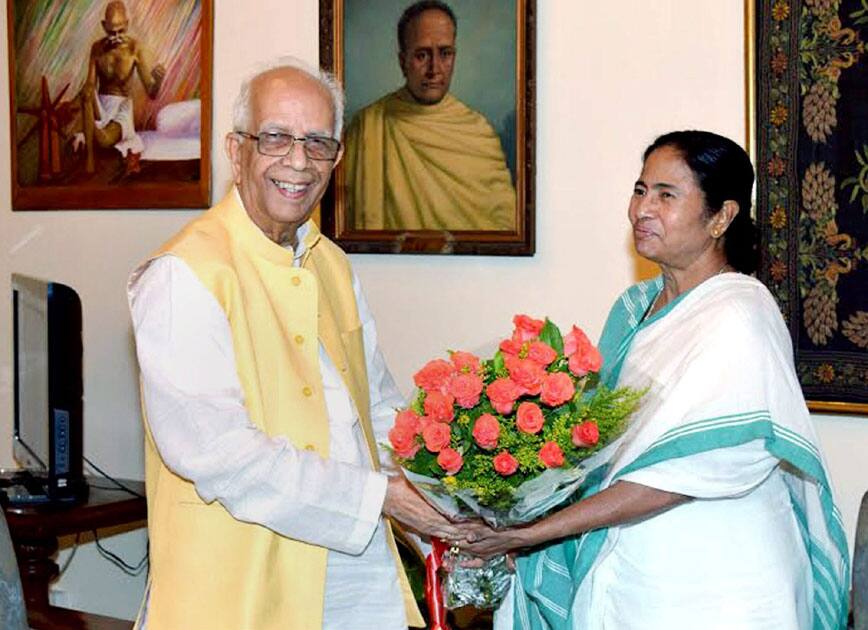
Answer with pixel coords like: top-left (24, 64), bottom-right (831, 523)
top-left (425, 537), bottom-right (451, 630)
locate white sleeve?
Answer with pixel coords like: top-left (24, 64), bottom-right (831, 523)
top-left (128, 255), bottom-right (386, 554)
top-left (352, 271), bottom-right (405, 473)
top-left (619, 440), bottom-right (778, 499)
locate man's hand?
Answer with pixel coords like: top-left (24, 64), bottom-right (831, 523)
top-left (147, 64), bottom-right (166, 97)
top-left (383, 475), bottom-right (487, 543)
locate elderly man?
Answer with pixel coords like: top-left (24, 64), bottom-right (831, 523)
top-left (345, 0), bottom-right (516, 232)
top-left (128, 58), bottom-right (474, 629)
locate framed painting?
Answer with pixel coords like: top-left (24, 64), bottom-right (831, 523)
top-left (319, 0), bottom-right (535, 255)
top-left (7, 0), bottom-right (212, 210)
top-left (752, 0), bottom-right (868, 413)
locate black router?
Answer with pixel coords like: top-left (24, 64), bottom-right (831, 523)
top-left (6, 274), bottom-right (88, 505)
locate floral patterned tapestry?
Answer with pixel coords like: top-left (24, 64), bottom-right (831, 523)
top-left (756, 0), bottom-right (868, 407)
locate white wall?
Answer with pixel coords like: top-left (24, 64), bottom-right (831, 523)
top-left (1, 0), bottom-right (865, 619)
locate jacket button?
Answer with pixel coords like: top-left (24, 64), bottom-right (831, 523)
top-left (302, 386), bottom-right (313, 397)
top-left (304, 444), bottom-right (316, 452)
top-left (294, 334), bottom-right (304, 344)
top-left (291, 276), bottom-right (301, 286)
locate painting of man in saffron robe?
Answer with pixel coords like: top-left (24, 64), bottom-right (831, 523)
top-left (320, 0), bottom-right (534, 255)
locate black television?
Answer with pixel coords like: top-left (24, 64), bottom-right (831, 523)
top-left (10, 274), bottom-right (87, 503)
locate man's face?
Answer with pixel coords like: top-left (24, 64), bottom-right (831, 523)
top-left (102, 11), bottom-right (129, 47)
top-left (399, 9), bottom-right (456, 105)
top-left (226, 68), bottom-right (341, 244)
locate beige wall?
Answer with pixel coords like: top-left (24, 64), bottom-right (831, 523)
top-left (1, 0), bottom-right (865, 619)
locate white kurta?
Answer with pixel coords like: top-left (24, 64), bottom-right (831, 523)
top-left (128, 224), bottom-right (407, 629)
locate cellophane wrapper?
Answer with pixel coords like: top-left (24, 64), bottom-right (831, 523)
top-left (403, 439), bottom-right (621, 609)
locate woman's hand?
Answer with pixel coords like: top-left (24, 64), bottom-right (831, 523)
top-left (461, 525), bottom-right (536, 560)
top-left (461, 481), bottom-right (691, 559)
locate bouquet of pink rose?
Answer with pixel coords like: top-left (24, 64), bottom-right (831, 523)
top-left (387, 315), bottom-right (644, 612)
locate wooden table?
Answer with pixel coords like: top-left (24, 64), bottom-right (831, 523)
top-left (3, 478), bottom-right (146, 630)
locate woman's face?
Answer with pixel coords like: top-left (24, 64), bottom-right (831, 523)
top-left (628, 145), bottom-right (716, 271)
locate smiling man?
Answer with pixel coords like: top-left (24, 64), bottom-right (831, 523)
top-left (345, 0), bottom-right (516, 232)
top-left (126, 58), bottom-right (476, 629)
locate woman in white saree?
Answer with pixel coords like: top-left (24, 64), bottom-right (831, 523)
top-left (463, 131), bottom-right (849, 630)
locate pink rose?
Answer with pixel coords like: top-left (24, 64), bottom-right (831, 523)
top-left (527, 341), bottom-right (557, 367)
top-left (486, 378), bottom-right (523, 415)
top-left (388, 425), bottom-right (420, 459)
top-left (540, 372), bottom-right (576, 407)
top-left (568, 345), bottom-right (603, 377)
top-left (572, 421), bottom-right (600, 448)
top-left (505, 355), bottom-right (546, 396)
top-left (413, 359), bottom-right (455, 393)
top-left (498, 335), bottom-right (524, 357)
top-left (539, 441), bottom-right (565, 468)
top-left (437, 447), bottom-right (464, 475)
top-left (393, 409), bottom-right (422, 435)
top-left (513, 314), bottom-right (545, 342)
top-left (472, 413), bottom-right (501, 450)
top-left (450, 351), bottom-right (481, 374)
top-left (493, 451), bottom-right (519, 476)
top-left (422, 422), bottom-right (452, 453)
top-left (424, 391), bottom-right (455, 423)
top-left (564, 326), bottom-right (603, 377)
top-left (516, 402), bottom-right (545, 434)
top-left (449, 373), bottom-right (484, 409)
top-left (563, 325), bottom-right (592, 357)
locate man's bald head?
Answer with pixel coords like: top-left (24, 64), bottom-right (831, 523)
top-left (104, 1), bottom-right (128, 22)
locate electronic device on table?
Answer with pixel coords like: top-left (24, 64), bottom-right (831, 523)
top-left (2, 274), bottom-right (88, 506)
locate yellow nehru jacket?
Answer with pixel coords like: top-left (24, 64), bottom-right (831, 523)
top-left (345, 88), bottom-right (516, 231)
top-left (136, 191), bottom-right (423, 629)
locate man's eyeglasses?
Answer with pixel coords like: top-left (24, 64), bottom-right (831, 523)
top-left (235, 131), bottom-right (341, 161)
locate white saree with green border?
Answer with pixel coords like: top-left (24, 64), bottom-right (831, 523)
top-left (501, 273), bottom-right (849, 630)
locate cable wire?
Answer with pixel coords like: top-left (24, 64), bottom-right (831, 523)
top-left (57, 532), bottom-right (81, 577)
top-left (92, 529), bottom-right (149, 577)
top-left (83, 456), bottom-right (145, 498)
top-left (82, 456), bottom-right (149, 576)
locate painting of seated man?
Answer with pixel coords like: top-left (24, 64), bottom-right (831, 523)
top-left (9, 0), bottom-right (212, 209)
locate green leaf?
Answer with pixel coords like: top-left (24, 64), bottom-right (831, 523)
top-left (411, 391), bottom-right (425, 415)
top-left (493, 350), bottom-right (505, 375)
top-left (540, 318), bottom-right (564, 354)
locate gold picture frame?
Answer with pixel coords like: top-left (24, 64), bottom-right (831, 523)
top-left (7, 0), bottom-right (213, 210)
top-left (319, 0), bottom-right (535, 255)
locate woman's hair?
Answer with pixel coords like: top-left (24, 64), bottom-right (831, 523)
top-left (643, 130), bottom-right (758, 274)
